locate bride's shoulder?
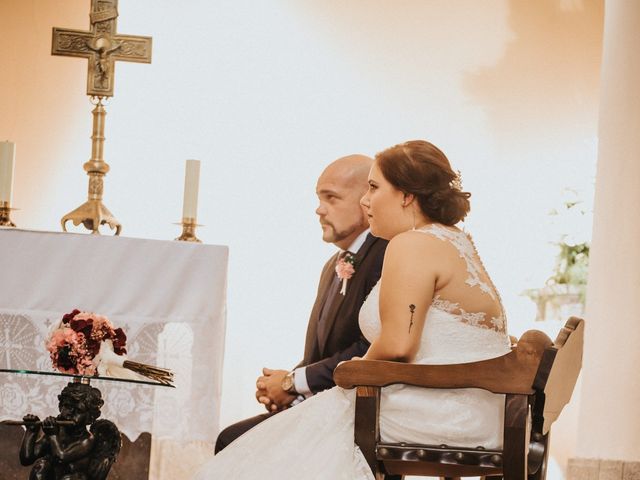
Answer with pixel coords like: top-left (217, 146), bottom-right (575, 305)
top-left (386, 228), bottom-right (453, 259)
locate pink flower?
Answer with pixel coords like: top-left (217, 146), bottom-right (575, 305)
top-left (46, 327), bottom-right (86, 374)
top-left (89, 313), bottom-right (115, 337)
top-left (335, 259), bottom-right (355, 280)
top-left (335, 253), bottom-right (356, 295)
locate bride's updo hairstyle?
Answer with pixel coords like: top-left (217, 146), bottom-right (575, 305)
top-left (376, 140), bottom-right (471, 226)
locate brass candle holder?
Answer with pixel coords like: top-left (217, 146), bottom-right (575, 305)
top-left (175, 218), bottom-right (202, 243)
top-left (0, 201), bottom-right (16, 227)
top-left (61, 98), bottom-right (121, 235)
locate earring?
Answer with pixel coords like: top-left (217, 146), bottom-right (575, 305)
top-left (412, 208), bottom-right (416, 231)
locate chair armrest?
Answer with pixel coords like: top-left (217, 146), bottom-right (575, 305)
top-left (334, 330), bottom-right (552, 395)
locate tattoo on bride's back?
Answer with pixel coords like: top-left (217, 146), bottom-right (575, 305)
top-left (408, 304), bottom-right (416, 333)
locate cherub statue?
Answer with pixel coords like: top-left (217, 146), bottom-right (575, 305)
top-left (19, 382), bottom-right (121, 480)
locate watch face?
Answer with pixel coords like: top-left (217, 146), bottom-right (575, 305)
top-left (282, 373), bottom-right (293, 392)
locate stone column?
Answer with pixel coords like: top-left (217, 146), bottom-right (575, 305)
top-left (567, 0), bottom-right (640, 478)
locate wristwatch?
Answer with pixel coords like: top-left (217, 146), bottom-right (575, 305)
top-left (281, 370), bottom-right (297, 395)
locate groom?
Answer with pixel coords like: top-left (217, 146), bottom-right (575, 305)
top-left (215, 154), bottom-right (387, 453)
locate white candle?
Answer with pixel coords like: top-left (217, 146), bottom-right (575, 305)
top-left (0, 141), bottom-right (16, 204)
top-left (182, 159), bottom-right (201, 220)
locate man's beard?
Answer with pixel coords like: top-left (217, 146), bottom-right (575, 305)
top-left (322, 222), bottom-right (360, 244)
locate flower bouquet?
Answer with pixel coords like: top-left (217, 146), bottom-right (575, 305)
top-left (46, 309), bottom-right (174, 386)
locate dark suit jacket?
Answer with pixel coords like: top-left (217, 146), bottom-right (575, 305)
top-left (298, 233), bottom-right (387, 393)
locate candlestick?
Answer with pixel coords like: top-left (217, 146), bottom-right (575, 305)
top-left (0, 141), bottom-right (15, 204)
top-left (182, 159), bottom-right (200, 220)
top-left (0, 201), bottom-right (16, 227)
top-left (175, 218), bottom-right (202, 243)
top-left (60, 98), bottom-right (121, 235)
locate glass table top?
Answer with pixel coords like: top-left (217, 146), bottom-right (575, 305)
top-left (0, 368), bottom-right (174, 388)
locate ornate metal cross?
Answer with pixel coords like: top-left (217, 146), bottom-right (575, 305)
top-left (52, 0), bottom-right (152, 97)
top-left (52, 0), bottom-right (152, 235)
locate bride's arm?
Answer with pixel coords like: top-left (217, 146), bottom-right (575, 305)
top-left (364, 232), bottom-right (441, 363)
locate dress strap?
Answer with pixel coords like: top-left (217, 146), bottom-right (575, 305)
top-left (416, 224), bottom-right (494, 299)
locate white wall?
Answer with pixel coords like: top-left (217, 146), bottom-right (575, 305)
top-left (0, 0), bottom-right (602, 473)
top-left (577, 0), bottom-right (640, 462)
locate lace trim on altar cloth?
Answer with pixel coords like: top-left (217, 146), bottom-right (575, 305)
top-left (417, 224), bottom-right (496, 300)
top-left (431, 296), bottom-right (506, 333)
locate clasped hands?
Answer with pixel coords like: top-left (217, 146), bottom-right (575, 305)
top-left (255, 368), bottom-right (296, 412)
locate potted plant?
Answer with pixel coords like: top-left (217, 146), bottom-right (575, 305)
top-left (524, 191), bottom-right (591, 321)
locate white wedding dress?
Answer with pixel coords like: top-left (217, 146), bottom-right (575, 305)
top-left (195, 225), bottom-right (511, 479)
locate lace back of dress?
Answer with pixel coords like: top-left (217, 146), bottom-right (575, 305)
top-left (419, 224), bottom-right (507, 333)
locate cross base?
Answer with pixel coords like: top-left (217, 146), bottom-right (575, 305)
top-left (61, 199), bottom-right (121, 235)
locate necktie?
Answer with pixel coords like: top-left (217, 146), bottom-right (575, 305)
top-left (316, 252), bottom-right (352, 347)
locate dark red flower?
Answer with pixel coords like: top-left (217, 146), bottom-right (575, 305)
top-left (70, 318), bottom-right (94, 340)
top-left (56, 346), bottom-right (77, 373)
top-left (69, 318), bottom-right (86, 331)
top-left (112, 328), bottom-right (127, 355)
top-left (61, 309), bottom-right (81, 324)
top-left (85, 337), bottom-right (101, 357)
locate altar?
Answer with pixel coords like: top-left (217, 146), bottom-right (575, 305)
top-left (0, 228), bottom-right (228, 479)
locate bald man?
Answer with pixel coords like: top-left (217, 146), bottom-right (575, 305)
top-left (215, 155), bottom-right (388, 453)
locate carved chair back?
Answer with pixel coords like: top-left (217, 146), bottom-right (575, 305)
top-left (333, 317), bottom-right (585, 480)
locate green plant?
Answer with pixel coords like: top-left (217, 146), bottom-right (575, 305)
top-left (548, 241), bottom-right (589, 286)
top-left (522, 190), bottom-right (592, 319)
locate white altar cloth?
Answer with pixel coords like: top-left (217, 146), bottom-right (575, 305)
top-left (0, 228), bottom-right (228, 459)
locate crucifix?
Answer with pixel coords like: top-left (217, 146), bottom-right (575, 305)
top-left (52, 0), bottom-right (152, 235)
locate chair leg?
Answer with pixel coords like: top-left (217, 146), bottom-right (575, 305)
top-left (353, 386), bottom-right (382, 477)
top-left (503, 394), bottom-right (529, 480)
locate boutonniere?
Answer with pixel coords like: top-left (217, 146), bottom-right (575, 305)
top-left (335, 252), bottom-right (356, 295)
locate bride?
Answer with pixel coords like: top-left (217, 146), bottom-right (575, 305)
top-left (195, 140), bottom-right (511, 479)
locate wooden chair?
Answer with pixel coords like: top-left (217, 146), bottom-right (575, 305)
top-left (334, 317), bottom-right (584, 480)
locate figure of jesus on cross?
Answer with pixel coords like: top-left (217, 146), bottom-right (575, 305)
top-left (52, 0), bottom-right (152, 97)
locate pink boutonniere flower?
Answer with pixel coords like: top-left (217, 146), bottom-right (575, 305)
top-left (335, 253), bottom-right (356, 295)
